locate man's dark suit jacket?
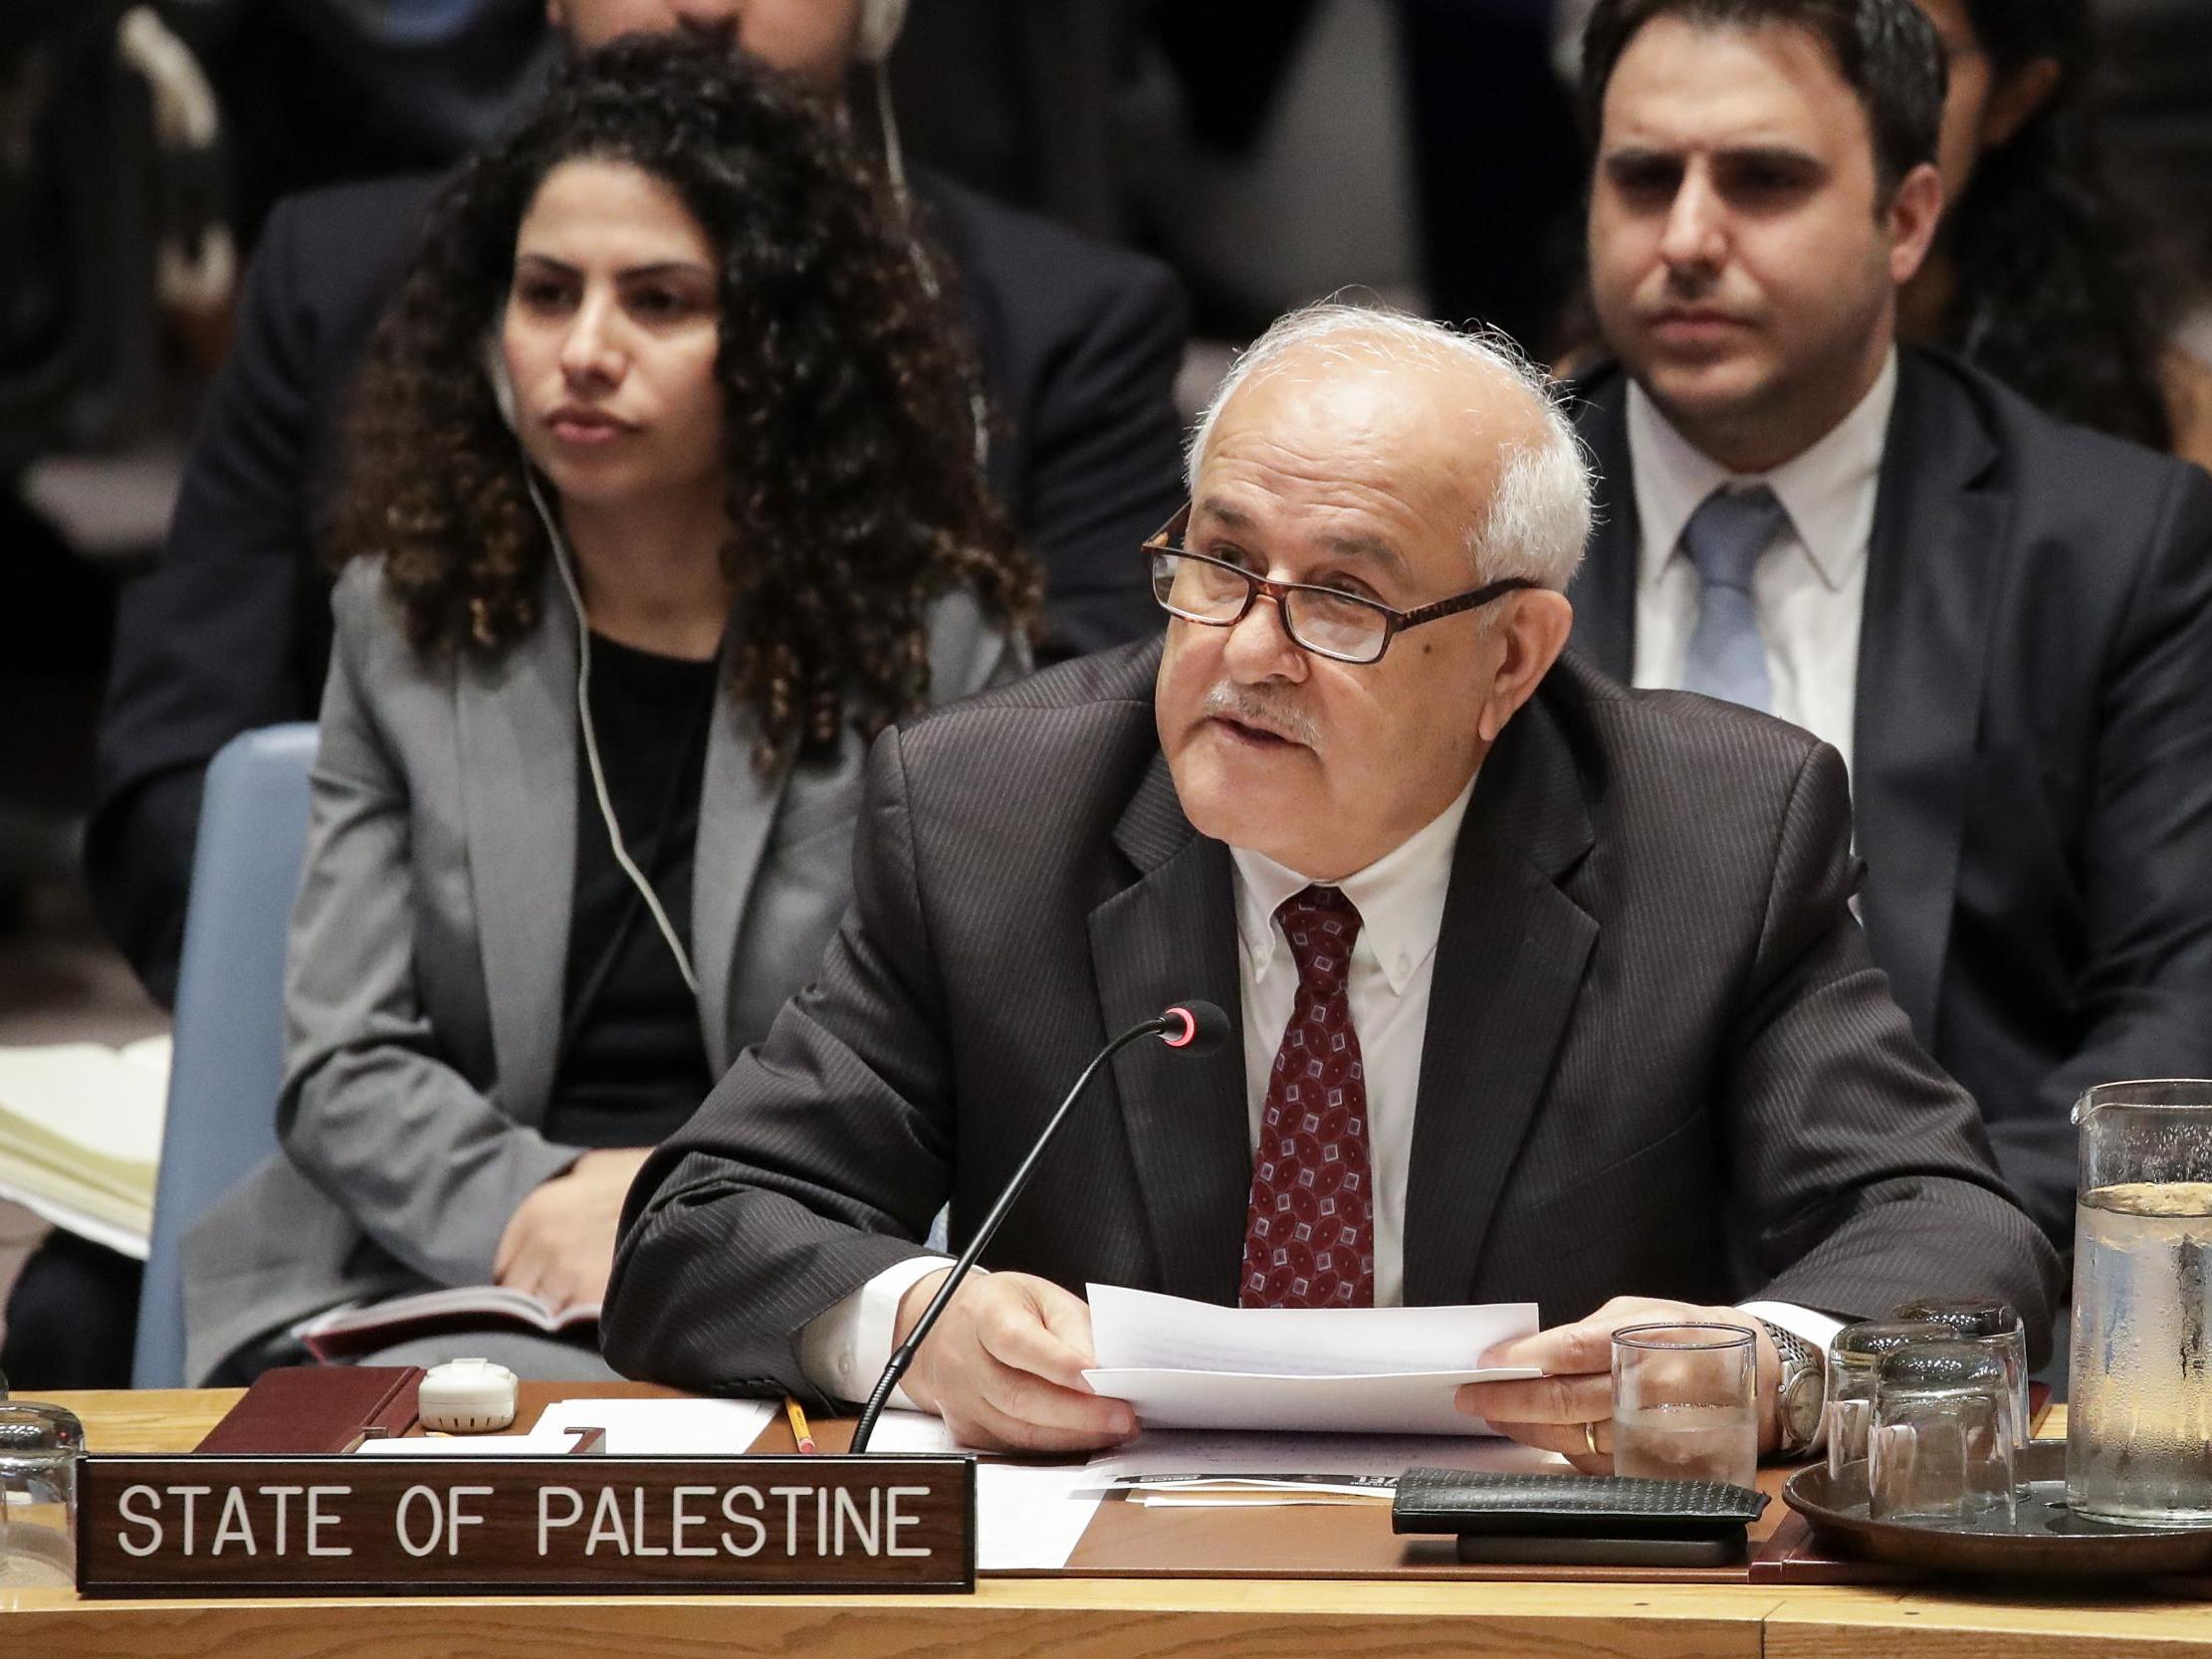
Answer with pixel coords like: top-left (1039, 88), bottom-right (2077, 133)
top-left (90, 166), bottom-right (1189, 1003)
top-left (1566, 348), bottom-right (2212, 1248)
top-left (601, 642), bottom-right (2062, 1407)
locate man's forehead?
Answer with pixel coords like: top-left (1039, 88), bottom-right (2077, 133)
top-left (1601, 17), bottom-right (1861, 153)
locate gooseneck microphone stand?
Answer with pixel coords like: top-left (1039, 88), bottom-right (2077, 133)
top-left (847, 1003), bottom-right (1225, 1454)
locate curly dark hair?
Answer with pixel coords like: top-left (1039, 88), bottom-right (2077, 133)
top-left (1939, 0), bottom-right (2179, 450)
top-left (331, 32), bottom-right (1037, 762)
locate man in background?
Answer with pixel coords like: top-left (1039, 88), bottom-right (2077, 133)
top-left (1564, 0), bottom-right (2212, 1248)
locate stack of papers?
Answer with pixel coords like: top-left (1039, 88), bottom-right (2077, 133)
top-left (1080, 1284), bottom-right (1542, 1435)
top-left (0, 1036), bottom-right (169, 1258)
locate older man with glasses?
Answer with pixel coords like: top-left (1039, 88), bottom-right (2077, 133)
top-left (602, 302), bottom-right (2058, 1468)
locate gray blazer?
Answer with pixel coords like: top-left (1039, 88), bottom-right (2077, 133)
top-left (181, 557), bottom-right (1025, 1384)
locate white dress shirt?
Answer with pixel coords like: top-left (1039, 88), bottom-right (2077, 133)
top-left (1627, 350), bottom-right (1896, 783)
top-left (1226, 773), bottom-right (1476, 1309)
top-left (800, 770), bottom-right (1842, 1407)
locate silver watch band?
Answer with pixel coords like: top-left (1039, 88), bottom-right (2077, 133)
top-left (1754, 1317), bottom-right (1826, 1456)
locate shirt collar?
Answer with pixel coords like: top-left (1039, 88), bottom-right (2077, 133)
top-left (1628, 347), bottom-right (1896, 595)
top-left (1228, 769), bottom-right (1477, 996)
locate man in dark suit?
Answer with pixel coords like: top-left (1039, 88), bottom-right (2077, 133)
top-left (1565, 0), bottom-right (2212, 1248)
top-left (87, 0), bottom-right (1189, 1009)
top-left (603, 302), bottom-right (2059, 1463)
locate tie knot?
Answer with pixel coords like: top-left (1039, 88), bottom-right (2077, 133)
top-left (1681, 485), bottom-right (1789, 593)
top-left (1276, 885), bottom-right (1362, 992)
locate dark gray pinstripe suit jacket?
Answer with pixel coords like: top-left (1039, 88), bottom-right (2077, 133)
top-left (602, 642), bottom-right (2062, 1404)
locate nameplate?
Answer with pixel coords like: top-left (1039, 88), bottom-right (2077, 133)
top-left (78, 1455), bottom-right (975, 1596)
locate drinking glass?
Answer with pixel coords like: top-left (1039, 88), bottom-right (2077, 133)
top-left (1890, 1296), bottom-right (2029, 1448)
top-left (1611, 1322), bottom-right (1758, 1490)
top-left (2068, 1079), bottom-right (2212, 1526)
top-left (1867, 1342), bottom-right (2016, 1524)
top-left (1825, 1320), bottom-right (1947, 1481)
top-left (0, 1400), bottom-right (82, 1589)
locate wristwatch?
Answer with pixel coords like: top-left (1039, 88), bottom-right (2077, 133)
top-left (1753, 1317), bottom-right (1826, 1458)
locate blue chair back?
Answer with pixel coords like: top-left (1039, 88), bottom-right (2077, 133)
top-left (130, 723), bottom-right (319, 1388)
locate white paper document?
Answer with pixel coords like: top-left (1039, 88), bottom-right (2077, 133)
top-left (352, 1398), bottom-right (778, 1458)
top-left (529, 1397), bottom-right (778, 1456)
top-left (1091, 1428), bottom-right (1561, 1484)
top-left (1080, 1284), bottom-right (1541, 1435)
top-left (972, 1464), bottom-right (1110, 1570)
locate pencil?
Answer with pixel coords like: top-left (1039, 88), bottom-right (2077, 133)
top-left (784, 1395), bottom-right (817, 1455)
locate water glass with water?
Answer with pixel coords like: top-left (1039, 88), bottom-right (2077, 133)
top-left (0, 1399), bottom-right (82, 1589)
top-left (1825, 1320), bottom-right (1947, 1482)
top-left (2068, 1078), bottom-right (2212, 1526)
top-left (1611, 1322), bottom-right (1758, 1490)
top-left (1867, 1342), bottom-right (2016, 1524)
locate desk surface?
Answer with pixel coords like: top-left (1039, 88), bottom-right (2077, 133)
top-left (9, 1391), bottom-right (2211, 1659)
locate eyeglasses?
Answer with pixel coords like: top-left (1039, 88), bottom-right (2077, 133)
top-left (1142, 505), bottom-right (1538, 666)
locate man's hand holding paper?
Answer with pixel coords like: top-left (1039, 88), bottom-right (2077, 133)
top-left (893, 1268), bottom-right (1138, 1454)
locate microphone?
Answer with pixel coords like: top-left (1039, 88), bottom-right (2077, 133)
top-left (846, 1000), bottom-right (1228, 1453)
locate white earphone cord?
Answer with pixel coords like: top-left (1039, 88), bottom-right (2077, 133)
top-left (523, 464), bottom-right (702, 997)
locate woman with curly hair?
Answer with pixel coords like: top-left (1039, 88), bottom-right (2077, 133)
top-left (182, 32), bottom-right (1037, 1384)
top-left (1899, 0), bottom-right (2212, 467)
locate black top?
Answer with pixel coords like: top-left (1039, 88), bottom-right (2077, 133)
top-left (544, 631), bottom-right (718, 1151)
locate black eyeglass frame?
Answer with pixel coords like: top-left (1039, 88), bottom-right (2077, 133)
top-left (1140, 504), bottom-right (1540, 665)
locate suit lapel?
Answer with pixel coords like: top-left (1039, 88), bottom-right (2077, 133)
top-left (1851, 353), bottom-right (2006, 1048)
top-left (1566, 371), bottom-right (1639, 682)
top-left (1402, 694), bottom-right (1598, 1307)
top-left (1087, 751), bottom-right (1251, 1304)
top-left (690, 657), bottom-right (794, 1076)
top-left (455, 566), bottom-right (577, 1126)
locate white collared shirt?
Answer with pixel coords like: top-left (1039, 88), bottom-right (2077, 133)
top-left (1627, 350), bottom-right (1896, 782)
top-left (1226, 773), bottom-right (1476, 1309)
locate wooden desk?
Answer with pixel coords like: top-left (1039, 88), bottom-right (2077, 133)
top-left (9, 1392), bottom-right (2210, 1659)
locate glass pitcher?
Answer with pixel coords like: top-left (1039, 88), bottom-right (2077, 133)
top-left (2067, 1080), bottom-right (2212, 1525)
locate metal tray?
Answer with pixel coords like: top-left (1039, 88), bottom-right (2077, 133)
top-left (1784, 1440), bottom-right (2212, 1576)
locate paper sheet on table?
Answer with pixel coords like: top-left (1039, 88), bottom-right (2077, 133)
top-left (1136, 1491), bottom-right (1383, 1507)
top-left (856, 1408), bottom-right (967, 1455)
top-left (1114, 1433), bottom-right (1567, 1506)
top-left (529, 1396), bottom-right (778, 1455)
top-left (1082, 1285), bottom-right (1539, 1435)
top-left (351, 1397), bottom-right (777, 1458)
top-left (356, 1430), bottom-right (582, 1457)
top-left (1088, 1284), bottom-right (1539, 1374)
top-left (1084, 1366), bottom-right (1540, 1435)
top-left (1092, 1429), bottom-right (1562, 1483)
top-left (831, 1410), bottom-right (1105, 1569)
top-left (974, 1464), bottom-right (1110, 1570)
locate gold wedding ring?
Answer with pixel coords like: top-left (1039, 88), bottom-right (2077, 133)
top-left (1583, 1419), bottom-right (1600, 1458)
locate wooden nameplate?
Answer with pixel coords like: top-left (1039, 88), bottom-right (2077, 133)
top-left (77, 1454), bottom-right (975, 1595)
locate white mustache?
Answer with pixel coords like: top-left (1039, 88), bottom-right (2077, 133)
top-left (1199, 684), bottom-right (1321, 748)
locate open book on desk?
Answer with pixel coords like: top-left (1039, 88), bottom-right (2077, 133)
top-left (1079, 1284), bottom-right (1543, 1436)
top-left (292, 1286), bottom-right (601, 1362)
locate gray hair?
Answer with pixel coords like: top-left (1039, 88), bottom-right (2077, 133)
top-left (1184, 302), bottom-right (1592, 592)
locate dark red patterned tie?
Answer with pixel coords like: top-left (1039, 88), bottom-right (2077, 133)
top-left (1239, 885), bottom-right (1376, 1309)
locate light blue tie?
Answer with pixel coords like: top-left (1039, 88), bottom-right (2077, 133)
top-left (1679, 485), bottom-right (1790, 714)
